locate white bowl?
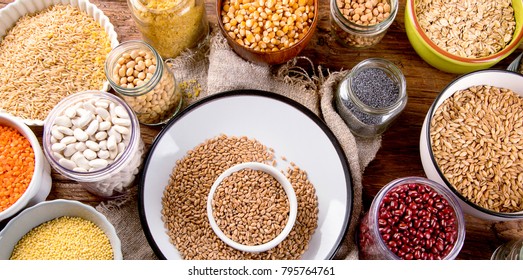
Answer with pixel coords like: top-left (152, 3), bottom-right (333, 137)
top-left (0, 199), bottom-right (123, 260)
top-left (420, 70), bottom-right (523, 221)
top-left (0, 113), bottom-right (52, 222)
top-left (0, 0), bottom-right (119, 126)
top-left (206, 162), bottom-right (298, 253)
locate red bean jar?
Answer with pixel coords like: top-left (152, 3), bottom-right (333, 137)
top-left (358, 177), bottom-right (465, 260)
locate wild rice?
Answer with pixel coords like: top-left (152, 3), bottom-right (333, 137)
top-left (0, 4), bottom-right (112, 121)
top-left (161, 134), bottom-right (318, 260)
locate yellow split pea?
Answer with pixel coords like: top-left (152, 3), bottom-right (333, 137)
top-left (10, 216), bottom-right (113, 260)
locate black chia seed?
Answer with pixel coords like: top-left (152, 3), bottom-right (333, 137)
top-left (342, 67), bottom-right (400, 125)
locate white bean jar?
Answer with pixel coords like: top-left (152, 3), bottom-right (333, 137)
top-left (105, 40), bottom-right (183, 126)
top-left (43, 91), bottom-right (144, 198)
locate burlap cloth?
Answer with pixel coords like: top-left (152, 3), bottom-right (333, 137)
top-left (96, 28), bottom-right (382, 260)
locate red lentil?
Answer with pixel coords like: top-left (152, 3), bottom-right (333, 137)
top-left (0, 125), bottom-right (35, 212)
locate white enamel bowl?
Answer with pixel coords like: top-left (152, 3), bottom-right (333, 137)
top-left (140, 90), bottom-right (353, 260)
top-left (420, 70), bottom-right (523, 221)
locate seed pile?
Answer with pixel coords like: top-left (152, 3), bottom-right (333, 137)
top-left (0, 4), bottom-right (112, 121)
top-left (10, 216), bottom-right (113, 260)
top-left (162, 134), bottom-right (318, 260)
top-left (344, 67), bottom-right (399, 125)
top-left (211, 168), bottom-right (290, 246)
top-left (415, 0), bottom-right (516, 58)
top-left (430, 85), bottom-right (523, 212)
top-left (0, 125), bottom-right (35, 212)
top-left (336, 0), bottom-right (392, 26)
top-left (221, 0), bottom-right (315, 52)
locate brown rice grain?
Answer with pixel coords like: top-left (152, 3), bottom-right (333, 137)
top-left (0, 4), bottom-right (112, 121)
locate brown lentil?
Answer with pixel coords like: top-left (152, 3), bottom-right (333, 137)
top-left (220, 0), bottom-right (316, 52)
top-left (211, 168), bottom-right (290, 246)
top-left (10, 216), bottom-right (113, 260)
top-left (430, 85), bottom-right (523, 213)
top-left (161, 134), bottom-right (318, 259)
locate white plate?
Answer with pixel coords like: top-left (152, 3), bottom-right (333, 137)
top-left (139, 90), bottom-right (353, 260)
top-left (0, 0), bottom-right (119, 126)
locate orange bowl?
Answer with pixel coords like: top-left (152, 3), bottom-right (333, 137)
top-left (216, 0), bottom-right (318, 65)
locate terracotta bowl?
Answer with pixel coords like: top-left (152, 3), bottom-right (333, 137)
top-left (216, 0), bottom-right (319, 65)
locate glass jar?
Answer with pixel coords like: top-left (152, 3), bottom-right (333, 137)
top-left (335, 58), bottom-right (407, 138)
top-left (105, 40), bottom-right (183, 126)
top-left (491, 239), bottom-right (523, 260)
top-left (330, 0), bottom-right (398, 48)
top-left (43, 91), bottom-right (145, 198)
top-left (358, 177), bottom-right (466, 260)
top-left (127, 0), bottom-right (209, 59)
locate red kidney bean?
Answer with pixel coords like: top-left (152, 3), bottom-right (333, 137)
top-left (373, 183), bottom-right (459, 260)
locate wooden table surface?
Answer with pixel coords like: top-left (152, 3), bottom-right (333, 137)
top-left (1, 0), bottom-right (522, 260)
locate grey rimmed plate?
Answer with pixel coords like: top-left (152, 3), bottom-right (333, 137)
top-left (139, 90), bottom-right (353, 260)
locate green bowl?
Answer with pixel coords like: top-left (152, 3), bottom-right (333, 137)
top-left (405, 0), bottom-right (523, 74)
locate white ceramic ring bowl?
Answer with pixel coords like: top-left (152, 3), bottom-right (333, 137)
top-left (206, 162), bottom-right (298, 253)
top-left (0, 199), bottom-right (123, 259)
top-left (420, 69), bottom-right (523, 221)
top-left (0, 113), bottom-right (52, 222)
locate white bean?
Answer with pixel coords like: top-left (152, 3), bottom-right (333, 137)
top-left (99, 140), bottom-right (107, 150)
top-left (108, 127), bottom-right (122, 143)
top-left (98, 150), bottom-right (110, 159)
top-left (85, 140), bottom-right (100, 152)
top-left (63, 143), bottom-right (77, 158)
top-left (113, 125), bottom-right (130, 136)
top-left (107, 135), bottom-right (117, 151)
top-left (75, 142), bottom-right (87, 152)
top-left (51, 128), bottom-right (64, 140)
top-left (85, 119), bottom-right (99, 136)
top-left (99, 121), bottom-right (112, 131)
top-left (76, 111), bottom-right (93, 128)
top-left (73, 128), bottom-right (89, 142)
top-left (83, 149), bottom-right (98, 160)
top-left (55, 115), bottom-right (72, 127)
top-left (71, 153), bottom-right (90, 170)
top-left (83, 100), bottom-right (97, 113)
top-left (96, 107), bottom-right (110, 120)
top-left (56, 126), bottom-right (73, 136)
top-left (89, 159), bottom-right (109, 169)
top-left (95, 100), bottom-right (109, 109)
top-left (112, 117), bottom-right (131, 127)
top-left (58, 158), bottom-right (77, 170)
top-left (95, 131), bottom-right (108, 141)
top-left (109, 148), bottom-right (118, 160)
top-left (60, 136), bottom-right (77, 145)
top-left (50, 136), bottom-right (58, 144)
top-left (117, 142), bottom-right (126, 155)
top-left (64, 107), bottom-right (77, 118)
top-left (51, 143), bottom-right (66, 152)
top-left (73, 167), bottom-right (88, 172)
top-left (115, 105), bottom-right (129, 119)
